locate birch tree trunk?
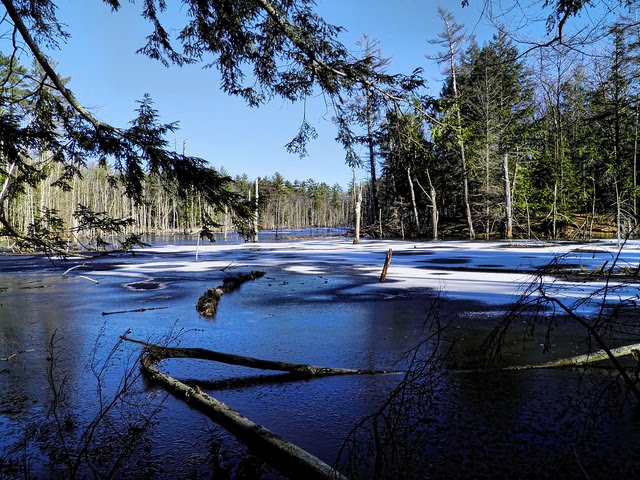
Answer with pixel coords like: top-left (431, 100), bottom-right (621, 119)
top-left (446, 27), bottom-right (474, 240)
top-left (0, 162), bottom-right (17, 213)
top-left (253, 178), bottom-right (259, 243)
top-left (552, 181), bottom-right (558, 239)
top-left (353, 184), bottom-right (362, 245)
top-left (407, 167), bottom-right (420, 233)
top-left (429, 179), bottom-right (438, 241)
top-left (503, 154), bottom-right (513, 239)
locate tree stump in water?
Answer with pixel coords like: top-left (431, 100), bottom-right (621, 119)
top-left (379, 249), bottom-right (393, 282)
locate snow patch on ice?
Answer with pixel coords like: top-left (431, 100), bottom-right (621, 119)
top-left (107, 238), bottom-right (640, 310)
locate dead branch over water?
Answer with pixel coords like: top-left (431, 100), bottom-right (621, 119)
top-left (122, 336), bottom-right (395, 479)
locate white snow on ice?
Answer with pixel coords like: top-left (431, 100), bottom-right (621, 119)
top-left (88, 238), bottom-right (640, 311)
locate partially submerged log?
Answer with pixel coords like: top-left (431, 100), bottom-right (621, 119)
top-left (122, 337), bottom-right (392, 378)
top-left (101, 306), bottom-right (168, 316)
top-left (505, 342), bottom-right (640, 371)
top-left (139, 353), bottom-right (347, 480)
top-left (122, 336), bottom-right (393, 479)
top-left (196, 270), bottom-right (265, 317)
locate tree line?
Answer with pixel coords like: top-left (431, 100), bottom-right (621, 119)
top-left (2, 155), bottom-right (352, 248)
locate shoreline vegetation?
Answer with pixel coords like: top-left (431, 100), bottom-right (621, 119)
top-left (1, 156), bottom-right (633, 255)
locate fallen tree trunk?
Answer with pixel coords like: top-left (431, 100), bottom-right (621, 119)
top-left (504, 342), bottom-right (640, 371)
top-left (122, 336), bottom-right (392, 377)
top-left (138, 353), bottom-right (347, 480)
top-left (455, 342), bottom-right (640, 374)
top-left (122, 337), bottom-right (395, 479)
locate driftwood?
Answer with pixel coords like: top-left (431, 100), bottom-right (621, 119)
top-left (122, 336), bottom-right (394, 479)
top-left (0, 348), bottom-right (35, 361)
top-left (196, 270), bottom-right (265, 316)
top-left (379, 248), bottom-right (393, 282)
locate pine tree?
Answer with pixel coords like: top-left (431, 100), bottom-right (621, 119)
top-left (457, 32), bottom-right (534, 238)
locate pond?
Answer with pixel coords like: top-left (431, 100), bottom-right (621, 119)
top-left (1, 237), bottom-right (639, 478)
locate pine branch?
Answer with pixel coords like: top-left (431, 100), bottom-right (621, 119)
top-left (1, 0), bottom-right (122, 136)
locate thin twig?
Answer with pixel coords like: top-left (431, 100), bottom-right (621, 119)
top-left (102, 307), bottom-right (168, 316)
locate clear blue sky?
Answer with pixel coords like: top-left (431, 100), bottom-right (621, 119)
top-left (37, 1), bottom-right (518, 187)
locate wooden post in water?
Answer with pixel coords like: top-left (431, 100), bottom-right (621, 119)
top-left (379, 248), bottom-right (393, 282)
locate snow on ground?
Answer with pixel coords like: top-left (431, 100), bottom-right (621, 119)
top-left (89, 238), bottom-right (640, 311)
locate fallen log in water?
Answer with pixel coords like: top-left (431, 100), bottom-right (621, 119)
top-left (122, 336), bottom-right (394, 479)
top-left (196, 270), bottom-right (265, 317)
top-left (122, 337), bottom-right (391, 377)
top-left (101, 306), bottom-right (168, 316)
top-left (504, 342), bottom-right (640, 371)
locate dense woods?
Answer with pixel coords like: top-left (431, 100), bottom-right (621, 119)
top-left (1, 1), bottom-right (639, 249)
top-left (350, 10), bottom-right (640, 242)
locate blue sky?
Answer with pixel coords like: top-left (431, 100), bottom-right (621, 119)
top-left (39, 1), bottom-right (510, 187)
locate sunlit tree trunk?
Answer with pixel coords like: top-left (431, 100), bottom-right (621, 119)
top-left (253, 178), bottom-right (259, 242)
top-left (438, 9), bottom-right (474, 239)
top-left (407, 167), bottom-right (420, 233)
top-left (503, 154), bottom-right (513, 239)
top-left (353, 184), bottom-right (362, 245)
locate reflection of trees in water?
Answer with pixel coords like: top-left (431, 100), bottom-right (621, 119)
top-left (338, 298), bottom-right (449, 479)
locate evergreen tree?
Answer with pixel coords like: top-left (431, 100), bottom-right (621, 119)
top-left (430, 7), bottom-right (475, 238)
top-left (340, 36), bottom-right (391, 223)
top-left (457, 32), bottom-right (534, 238)
top-left (379, 108), bottom-right (434, 237)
